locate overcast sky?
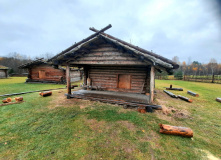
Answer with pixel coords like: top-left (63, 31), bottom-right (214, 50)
top-left (0, 0), bottom-right (221, 64)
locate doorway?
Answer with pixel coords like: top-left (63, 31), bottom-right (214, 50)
top-left (118, 74), bottom-right (131, 89)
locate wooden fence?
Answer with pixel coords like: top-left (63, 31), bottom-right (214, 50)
top-left (156, 75), bottom-right (221, 84)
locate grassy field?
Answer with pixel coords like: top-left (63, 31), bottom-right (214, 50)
top-left (0, 78), bottom-right (220, 159)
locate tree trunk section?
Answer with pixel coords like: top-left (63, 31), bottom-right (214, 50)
top-left (149, 66), bottom-right (155, 104)
top-left (159, 124), bottom-right (193, 137)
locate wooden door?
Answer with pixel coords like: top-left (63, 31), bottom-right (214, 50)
top-left (118, 74), bottom-right (131, 89)
top-left (39, 70), bottom-right (46, 79)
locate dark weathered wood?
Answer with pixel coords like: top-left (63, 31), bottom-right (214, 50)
top-left (84, 66), bottom-right (149, 93)
top-left (89, 27), bottom-right (179, 69)
top-left (163, 90), bottom-right (178, 98)
top-left (159, 124), bottom-right (193, 138)
top-left (0, 88), bottom-right (66, 97)
top-left (149, 66), bottom-right (155, 104)
top-left (69, 93), bottom-right (162, 110)
top-left (216, 97), bottom-right (221, 103)
top-left (66, 64), bottom-right (71, 95)
top-left (187, 91), bottom-right (199, 97)
top-left (178, 95), bottom-right (193, 103)
top-left (166, 87), bottom-right (183, 91)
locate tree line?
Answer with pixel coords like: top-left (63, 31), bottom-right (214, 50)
top-left (156, 56), bottom-right (221, 80)
top-left (0, 52), bottom-right (54, 74)
top-left (173, 56), bottom-right (221, 76)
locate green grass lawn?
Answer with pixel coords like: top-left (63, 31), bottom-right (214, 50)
top-left (0, 78), bottom-right (220, 159)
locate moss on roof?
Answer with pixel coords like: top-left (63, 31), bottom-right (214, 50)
top-left (0, 65), bottom-right (9, 69)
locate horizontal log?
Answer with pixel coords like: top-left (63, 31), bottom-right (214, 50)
top-left (178, 95), bottom-right (193, 103)
top-left (0, 101), bottom-right (24, 107)
top-left (71, 60), bottom-right (147, 65)
top-left (216, 97), bottom-right (221, 103)
top-left (90, 66), bottom-right (148, 70)
top-left (159, 124), bottom-right (193, 137)
top-left (163, 90), bottom-right (178, 98)
top-left (76, 56), bottom-right (138, 61)
top-left (90, 72), bottom-right (146, 76)
top-left (166, 88), bottom-right (183, 91)
top-left (90, 70), bottom-right (147, 74)
top-left (187, 91), bottom-right (199, 97)
top-left (39, 91), bottom-right (52, 97)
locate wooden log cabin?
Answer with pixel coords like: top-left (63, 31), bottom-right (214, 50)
top-left (49, 25), bottom-right (179, 104)
top-left (0, 65), bottom-right (9, 78)
top-left (19, 58), bottom-right (82, 84)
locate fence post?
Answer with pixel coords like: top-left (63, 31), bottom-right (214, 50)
top-left (212, 74), bottom-right (215, 83)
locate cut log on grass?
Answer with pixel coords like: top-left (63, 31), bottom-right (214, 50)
top-left (39, 91), bottom-right (52, 97)
top-left (0, 101), bottom-right (24, 107)
top-left (2, 97), bottom-right (12, 103)
top-left (163, 90), bottom-right (178, 98)
top-left (0, 87), bottom-right (66, 97)
top-left (137, 106), bottom-right (153, 113)
top-left (166, 88), bottom-right (183, 91)
top-left (187, 91), bottom-right (199, 97)
top-left (15, 97), bottom-right (23, 102)
top-left (159, 124), bottom-right (193, 138)
top-left (178, 95), bottom-right (193, 103)
top-left (216, 98), bottom-right (221, 103)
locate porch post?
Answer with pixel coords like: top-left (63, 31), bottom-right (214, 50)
top-left (5, 70), bottom-right (8, 78)
top-left (149, 65), bottom-right (155, 104)
top-left (83, 66), bottom-right (88, 86)
top-left (66, 64), bottom-right (71, 95)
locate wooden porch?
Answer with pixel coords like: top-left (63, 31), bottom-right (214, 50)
top-left (66, 90), bottom-right (152, 108)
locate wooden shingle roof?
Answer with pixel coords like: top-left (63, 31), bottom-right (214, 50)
top-left (49, 25), bottom-right (179, 73)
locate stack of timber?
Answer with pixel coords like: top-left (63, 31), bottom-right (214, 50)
top-left (159, 124), bottom-right (193, 138)
top-left (163, 90), bottom-right (178, 98)
top-left (216, 98), bottom-right (221, 103)
top-left (2, 97), bottom-right (12, 103)
top-left (69, 94), bottom-right (161, 111)
top-left (187, 91), bottom-right (199, 97)
top-left (178, 95), bottom-right (193, 103)
top-left (39, 91), bottom-right (52, 97)
top-left (166, 85), bottom-right (183, 91)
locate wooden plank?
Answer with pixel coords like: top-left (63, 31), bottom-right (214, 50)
top-left (70, 60), bottom-right (147, 65)
top-left (0, 101), bottom-right (24, 107)
top-left (149, 66), bottom-right (155, 104)
top-left (118, 74), bottom-right (131, 89)
top-left (66, 64), bottom-right (71, 94)
top-left (0, 88), bottom-right (66, 97)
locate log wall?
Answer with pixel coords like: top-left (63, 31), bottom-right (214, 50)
top-left (70, 70), bottom-right (82, 82)
top-left (30, 64), bottom-right (65, 82)
top-left (71, 44), bottom-right (150, 66)
top-left (88, 66), bottom-right (150, 93)
top-left (0, 70), bottom-right (7, 78)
